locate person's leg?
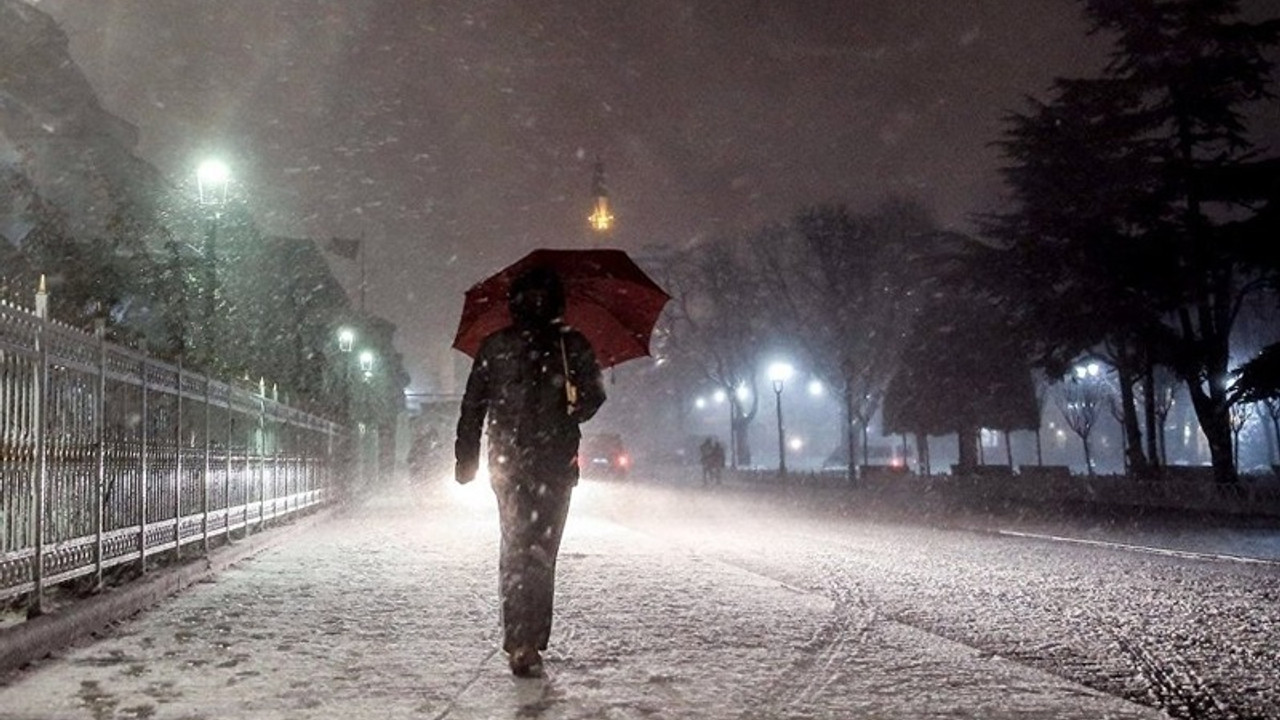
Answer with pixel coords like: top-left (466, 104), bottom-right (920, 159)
top-left (494, 480), bottom-right (573, 654)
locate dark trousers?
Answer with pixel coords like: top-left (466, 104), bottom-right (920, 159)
top-left (493, 479), bottom-right (573, 652)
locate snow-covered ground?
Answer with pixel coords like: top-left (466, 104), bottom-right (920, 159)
top-left (1, 470), bottom-right (1275, 719)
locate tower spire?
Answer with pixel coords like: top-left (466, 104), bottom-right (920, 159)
top-left (588, 158), bottom-right (614, 234)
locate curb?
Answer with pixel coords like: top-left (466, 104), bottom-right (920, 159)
top-left (0, 507), bottom-right (335, 676)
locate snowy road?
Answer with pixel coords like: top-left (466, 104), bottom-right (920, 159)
top-left (0, 472), bottom-right (1275, 719)
top-left (597, 478), bottom-right (1280, 720)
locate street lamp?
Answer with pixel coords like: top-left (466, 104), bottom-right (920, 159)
top-left (768, 362), bottom-right (794, 477)
top-left (197, 160), bottom-right (231, 206)
top-left (359, 349), bottom-right (375, 380)
top-left (336, 327), bottom-right (356, 416)
top-left (196, 159), bottom-right (230, 369)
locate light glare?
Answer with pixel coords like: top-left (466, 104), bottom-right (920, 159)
top-left (767, 362), bottom-right (795, 383)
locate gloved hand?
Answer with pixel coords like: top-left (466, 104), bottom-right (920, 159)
top-left (455, 459), bottom-right (477, 485)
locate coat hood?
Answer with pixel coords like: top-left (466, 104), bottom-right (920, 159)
top-left (508, 266), bottom-right (565, 330)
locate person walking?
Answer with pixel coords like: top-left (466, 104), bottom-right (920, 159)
top-left (699, 436), bottom-right (716, 486)
top-left (454, 266), bottom-right (607, 678)
top-left (711, 438), bottom-right (726, 485)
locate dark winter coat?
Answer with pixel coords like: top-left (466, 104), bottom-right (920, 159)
top-left (455, 323), bottom-right (606, 488)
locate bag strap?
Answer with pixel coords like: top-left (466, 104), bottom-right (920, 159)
top-left (560, 337), bottom-right (579, 410)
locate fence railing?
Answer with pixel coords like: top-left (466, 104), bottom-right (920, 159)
top-left (0, 300), bottom-right (344, 612)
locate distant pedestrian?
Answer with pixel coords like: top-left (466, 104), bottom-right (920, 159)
top-left (700, 437), bottom-right (716, 486)
top-left (711, 438), bottom-right (726, 485)
top-left (454, 266), bottom-right (607, 678)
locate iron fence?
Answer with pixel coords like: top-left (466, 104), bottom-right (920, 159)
top-left (0, 300), bottom-right (343, 612)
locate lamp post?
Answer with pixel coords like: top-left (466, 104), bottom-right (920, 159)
top-left (356, 349), bottom-right (376, 487)
top-left (334, 328), bottom-right (356, 496)
top-left (768, 362), bottom-right (794, 477)
top-left (196, 159), bottom-right (230, 368)
top-left (337, 327), bottom-right (355, 417)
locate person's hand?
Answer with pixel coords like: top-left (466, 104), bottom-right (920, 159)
top-left (455, 460), bottom-right (477, 485)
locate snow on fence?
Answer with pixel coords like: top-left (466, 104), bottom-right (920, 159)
top-left (0, 299), bottom-right (344, 613)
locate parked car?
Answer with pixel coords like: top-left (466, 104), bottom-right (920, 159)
top-left (579, 433), bottom-right (631, 477)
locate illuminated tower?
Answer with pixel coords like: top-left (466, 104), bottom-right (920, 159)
top-left (588, 158), bottom-right (614, 235)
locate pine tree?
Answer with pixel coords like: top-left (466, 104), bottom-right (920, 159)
top-left (989, 0), bottom-right (1280, 483)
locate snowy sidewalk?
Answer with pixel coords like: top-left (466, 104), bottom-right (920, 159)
top-left (0, 479), bottom-right (1163, 719)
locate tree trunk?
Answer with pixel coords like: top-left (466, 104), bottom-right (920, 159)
top-left (1143, 361), bottom-right (1159, 469)
top-left (861, 422), bottom-right (870, 468)
top-left (1233, 425), bottom-right (1242, 472)
top-left (1159, 424), bottom-right (1168, 466)
top-left (732, 394), bottom-right (742, 468)
top-left (1035, 428), bottom-right (1043, 466)
top-left (1004, 430), bottom-right (1013, 469)
top-left (1187, 382), bottom-right (1237, 483)
top-left (1082, 436), bottom-right (1094, 477)
top-left (733, 415), bottom-right (752, 467)
top-left (956, 425), bottom-right (979, 472)
top-left (916, 433), bottom-right (931, 476)
top-left (844, 383), bottom-right (857, 484)
top-left (1270, 410), bottom-right (1280, 466)
top-left (1117, 365), bottom-right (1149, 477)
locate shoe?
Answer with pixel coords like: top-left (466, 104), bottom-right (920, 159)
top-left (508, 647), bottom-right (544, 678)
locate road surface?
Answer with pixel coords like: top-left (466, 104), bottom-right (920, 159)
top-left (1, 470), bottom-right (1276, 719)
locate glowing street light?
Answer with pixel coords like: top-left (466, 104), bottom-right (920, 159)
top-left (337, 327), bottom-right (355, 353)
top-left (359, 349), bottom-right (375, 380)
top-left (1074, 361), bottom-right (1102, 379)
top-left (338, 328), bottom-right (355, 353)
top-left (196, 159), bottom-right (231, 206)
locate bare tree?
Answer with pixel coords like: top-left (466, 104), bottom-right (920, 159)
top-left (749, 200), bottom-right (934, 481)
top-left (1229, 402), bottom-right (1255, 472)
top-left (1057, 376), bottom-right (1107, 476)
top-left (1147, 365), bottom-right (1179, 468)
top-left (662, 238), bottom-right (764, 467)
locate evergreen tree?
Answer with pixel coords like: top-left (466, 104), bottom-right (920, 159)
top-left (988, 0), bottom-right (1280, 483)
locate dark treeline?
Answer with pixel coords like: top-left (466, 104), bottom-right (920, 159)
top-left (654, 0), bottom-right (1280, 483)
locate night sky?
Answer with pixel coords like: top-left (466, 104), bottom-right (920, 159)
top-left (31, 0), bottom-right (1276, 391)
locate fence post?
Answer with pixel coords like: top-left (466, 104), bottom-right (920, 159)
top-left (174, 359), bottom-right (183, 559)
top-left (202, 376), bottom-right (211, 556)
top-left (94, 328), bottom-right (106, 590)
top-left (243, 405), bottom-right (252, 537)
top-left (138, 358), bottom-right (148, 575)
top-left (29, 310), bottom-right (49, 618)
top-left (259, 400), bottom-right (267, 530)
top-left (224, 397), bottom-right (232, 544)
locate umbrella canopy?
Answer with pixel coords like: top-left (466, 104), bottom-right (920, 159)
top-left (452, 248), bottom-right (670, 369)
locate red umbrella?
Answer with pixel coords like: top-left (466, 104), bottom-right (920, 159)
top-left (452, 248), bottom-right (670, 369)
